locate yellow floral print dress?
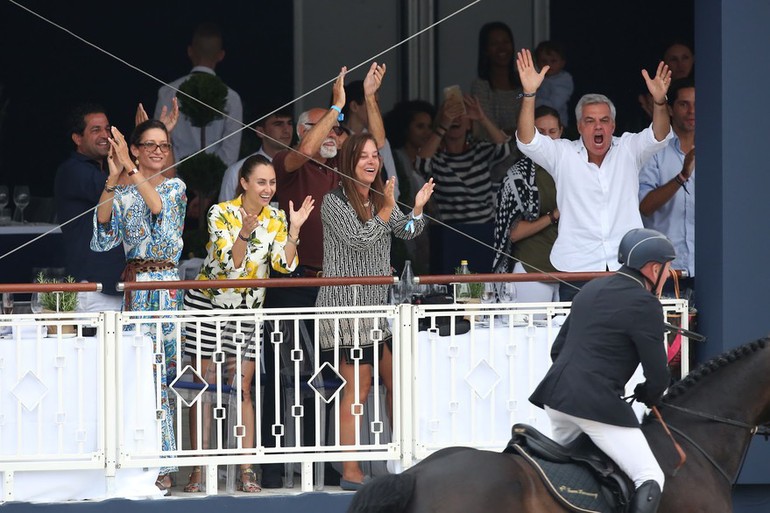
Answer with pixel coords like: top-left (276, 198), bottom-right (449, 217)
top-left (196, 195), bottom-right (298, 308)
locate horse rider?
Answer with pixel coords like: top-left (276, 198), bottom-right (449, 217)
top-left (529, 228), bottom-right (675, 513)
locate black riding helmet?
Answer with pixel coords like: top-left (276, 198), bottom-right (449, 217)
top-left (618, 228), bottom-right (676, 291)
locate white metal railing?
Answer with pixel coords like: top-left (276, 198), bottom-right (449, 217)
top-left (0, 299), bottom-right (690, 501)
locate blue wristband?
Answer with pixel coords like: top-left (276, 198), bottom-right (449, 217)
top-left (330, 105), bottom-right (344, 122)
top-left (405, 212), bottom-right (423, 233)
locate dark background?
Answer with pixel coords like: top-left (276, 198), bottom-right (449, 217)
top-left (551, 0), bottom-right (695, 135)
top-left (0, 0), bottom-right (693, 196)
top-left (0, 0), bottom-right (293, 195)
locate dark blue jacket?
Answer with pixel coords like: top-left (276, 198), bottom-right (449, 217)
top-left (529, 266), bottom-right (670, 427)
top-left (54, 152), bottom-right (125, 296)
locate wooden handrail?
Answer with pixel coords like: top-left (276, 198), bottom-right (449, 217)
top-left (118, 275), bottom-right (399, 291)
top-left (418, 272), bottom-right (612, 284)
top-left (0, 282), bottom-right (102, 293)
top-left (0, 270), bottom-right (685, 294)
top-left (116, 271), bottom-right (639, 291)
top-left (419, 270), bottom-right (684, 284)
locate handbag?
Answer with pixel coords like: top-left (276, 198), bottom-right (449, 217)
top-left (665, 269), bottom-right (696, 367)
top-left (413, 293), bottom-right (471, 336)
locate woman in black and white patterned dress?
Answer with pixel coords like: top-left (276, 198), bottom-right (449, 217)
top-left (315, 133), bottom-right (434, 489)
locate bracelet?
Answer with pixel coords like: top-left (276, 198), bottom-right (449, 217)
top-left (127, 167), bottom-right (139, 177)
top-left (674, 174), bottom-right (690, 194)
top-left (433, 128), bottom-right (446, 137)
top-left (653, 95), bottom-right (668, 106)
top-left (516, 92), bottom-right (537, 99)
top-left (104, 181), bottom-right (117, 193)
top-left (547, 211), bottom-right (558, 225)
top-left (287, 234), bottom-right (300, 246)
top-left (330, 105), bottom-right (344, 122)
top-left (237, 232), bottom-right (250, 242)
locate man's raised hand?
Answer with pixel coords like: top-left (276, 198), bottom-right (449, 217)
top-left (642, 61), bottom-right (672, 105)
top-left (516, 49), bottom-right (548, 94)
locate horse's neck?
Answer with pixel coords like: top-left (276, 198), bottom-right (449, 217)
top-left (678, 344), bottom-right (770, 427)
top-left (647, 410), bottom-right (753, 484)
top-left (649, 342), bottom-right (770, 485)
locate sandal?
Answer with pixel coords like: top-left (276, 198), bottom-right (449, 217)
top-left (155, 473), bottom-right (172, 494)
top-left (239, 467), bottom-right (262, 493)
top-left (183, 467), bottom-right (202, 493)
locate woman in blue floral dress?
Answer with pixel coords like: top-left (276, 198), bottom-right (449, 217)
top-left (91, 119), bottom-right (186, 491)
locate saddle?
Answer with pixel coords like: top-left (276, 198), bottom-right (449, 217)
top-left (504, 424), bottom-right (633, 513)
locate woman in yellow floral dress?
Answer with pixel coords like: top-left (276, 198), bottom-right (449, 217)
top-left (182, 154), bottom-right (314, 492)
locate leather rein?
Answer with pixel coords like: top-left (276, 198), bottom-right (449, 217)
top-left (655, 402), bottom-right (770, 484)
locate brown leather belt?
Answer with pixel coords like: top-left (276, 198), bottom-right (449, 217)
top-left (120, 259), bottom-right (175, 310)
top-left (301, 267), bottom-right (323, 278)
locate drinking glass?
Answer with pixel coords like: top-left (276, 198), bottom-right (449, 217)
top-left (498, 282), bottom-right (517, 303)
top-left (0, 186), bottom-right (9, 225)
top-left (430, 284), bottom-right (448, 296)
top-left (389, 284), bottom-right (402, 305)
top-left (13, 185), bottom-right (30, 223)
top-left (0, 293), bottom-right (11, 338)
top-left (0, 185), bottom-right (9, 210)
top-left (498, 282), bottom-right (518, 326)
top-left (478, 282), bottom-right (497, 326)
top-left (2, 293), bottom-right (13, 315)
top-left (30, 293), bottom-right (43, 314)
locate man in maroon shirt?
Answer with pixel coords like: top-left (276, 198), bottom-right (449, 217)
top-left (261, 62), bottom-right (387, 488)
top-left (272, 62), bottom-right (387, 272)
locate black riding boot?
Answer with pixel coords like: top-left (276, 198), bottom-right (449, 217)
top-left (629, 480), bottom-right (662, 513)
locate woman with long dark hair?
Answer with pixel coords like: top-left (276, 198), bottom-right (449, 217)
top-left (315, 133), bottom-right (434, 490)
top-left (471, 21), bottom-right (523, 138)
top-left (92, 119), bottom-right (186, 492)
top-left (182, 155), bottom-right (313, 493)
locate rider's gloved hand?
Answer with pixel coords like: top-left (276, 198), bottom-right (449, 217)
top-left (633, 383), bottom-right (661, 408)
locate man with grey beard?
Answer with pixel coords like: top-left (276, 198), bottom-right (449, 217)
top-left (273, 62), bottom-right (386, 274)
top-left (261, 63), bottom-right (386, 488)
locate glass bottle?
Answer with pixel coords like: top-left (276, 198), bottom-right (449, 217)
top-left (399, 260), bottom-right (415, 303)
top-left (455, 259), bottom-right (472, 302)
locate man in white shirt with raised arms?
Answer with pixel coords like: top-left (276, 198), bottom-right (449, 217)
top-left (515, 49), bottom-right (673, 300)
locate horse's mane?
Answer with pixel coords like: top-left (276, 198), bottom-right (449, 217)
top-left (663, 337), bottom-right (768, 401)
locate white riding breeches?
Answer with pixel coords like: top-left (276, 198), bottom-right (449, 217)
top-left (545, 406), bottom-right (665, 490)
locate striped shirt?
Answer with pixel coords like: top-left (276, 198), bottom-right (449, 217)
top-left (315, 187), bottom-right (425, 350)
top-left (415, 141), bottom-right (510, 224)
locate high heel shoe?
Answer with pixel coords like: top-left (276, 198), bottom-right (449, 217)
top-left (155, 473), bottom-right (173, 494)
top-left (239, 467), bottom-right (261, 493)
top-left (183, 467), bottom-right (202, 493)
top-left (340, 476), bottom-right (372, 492)
top-left (340, 475), bottom-right (371, 491)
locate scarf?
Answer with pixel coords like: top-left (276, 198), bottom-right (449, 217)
top-left (492, 157), bottom-right (541, 273)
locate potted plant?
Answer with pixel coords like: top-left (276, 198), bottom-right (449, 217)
top-left (34, 272), bottom-right (78, 335)
top-left (453, 265), bottom-right (485, 302)
top-left (175, 73), bottom-right (228, 258)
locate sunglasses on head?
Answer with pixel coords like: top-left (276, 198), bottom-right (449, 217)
top-left (304, 123), bottom-right (349, 137)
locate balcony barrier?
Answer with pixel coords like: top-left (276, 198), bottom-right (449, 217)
top-left (0, 276), bottom-right (691, 502)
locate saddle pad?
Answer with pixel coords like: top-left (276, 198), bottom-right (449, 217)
top-left (513, 444), bottom-right (616, 513)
